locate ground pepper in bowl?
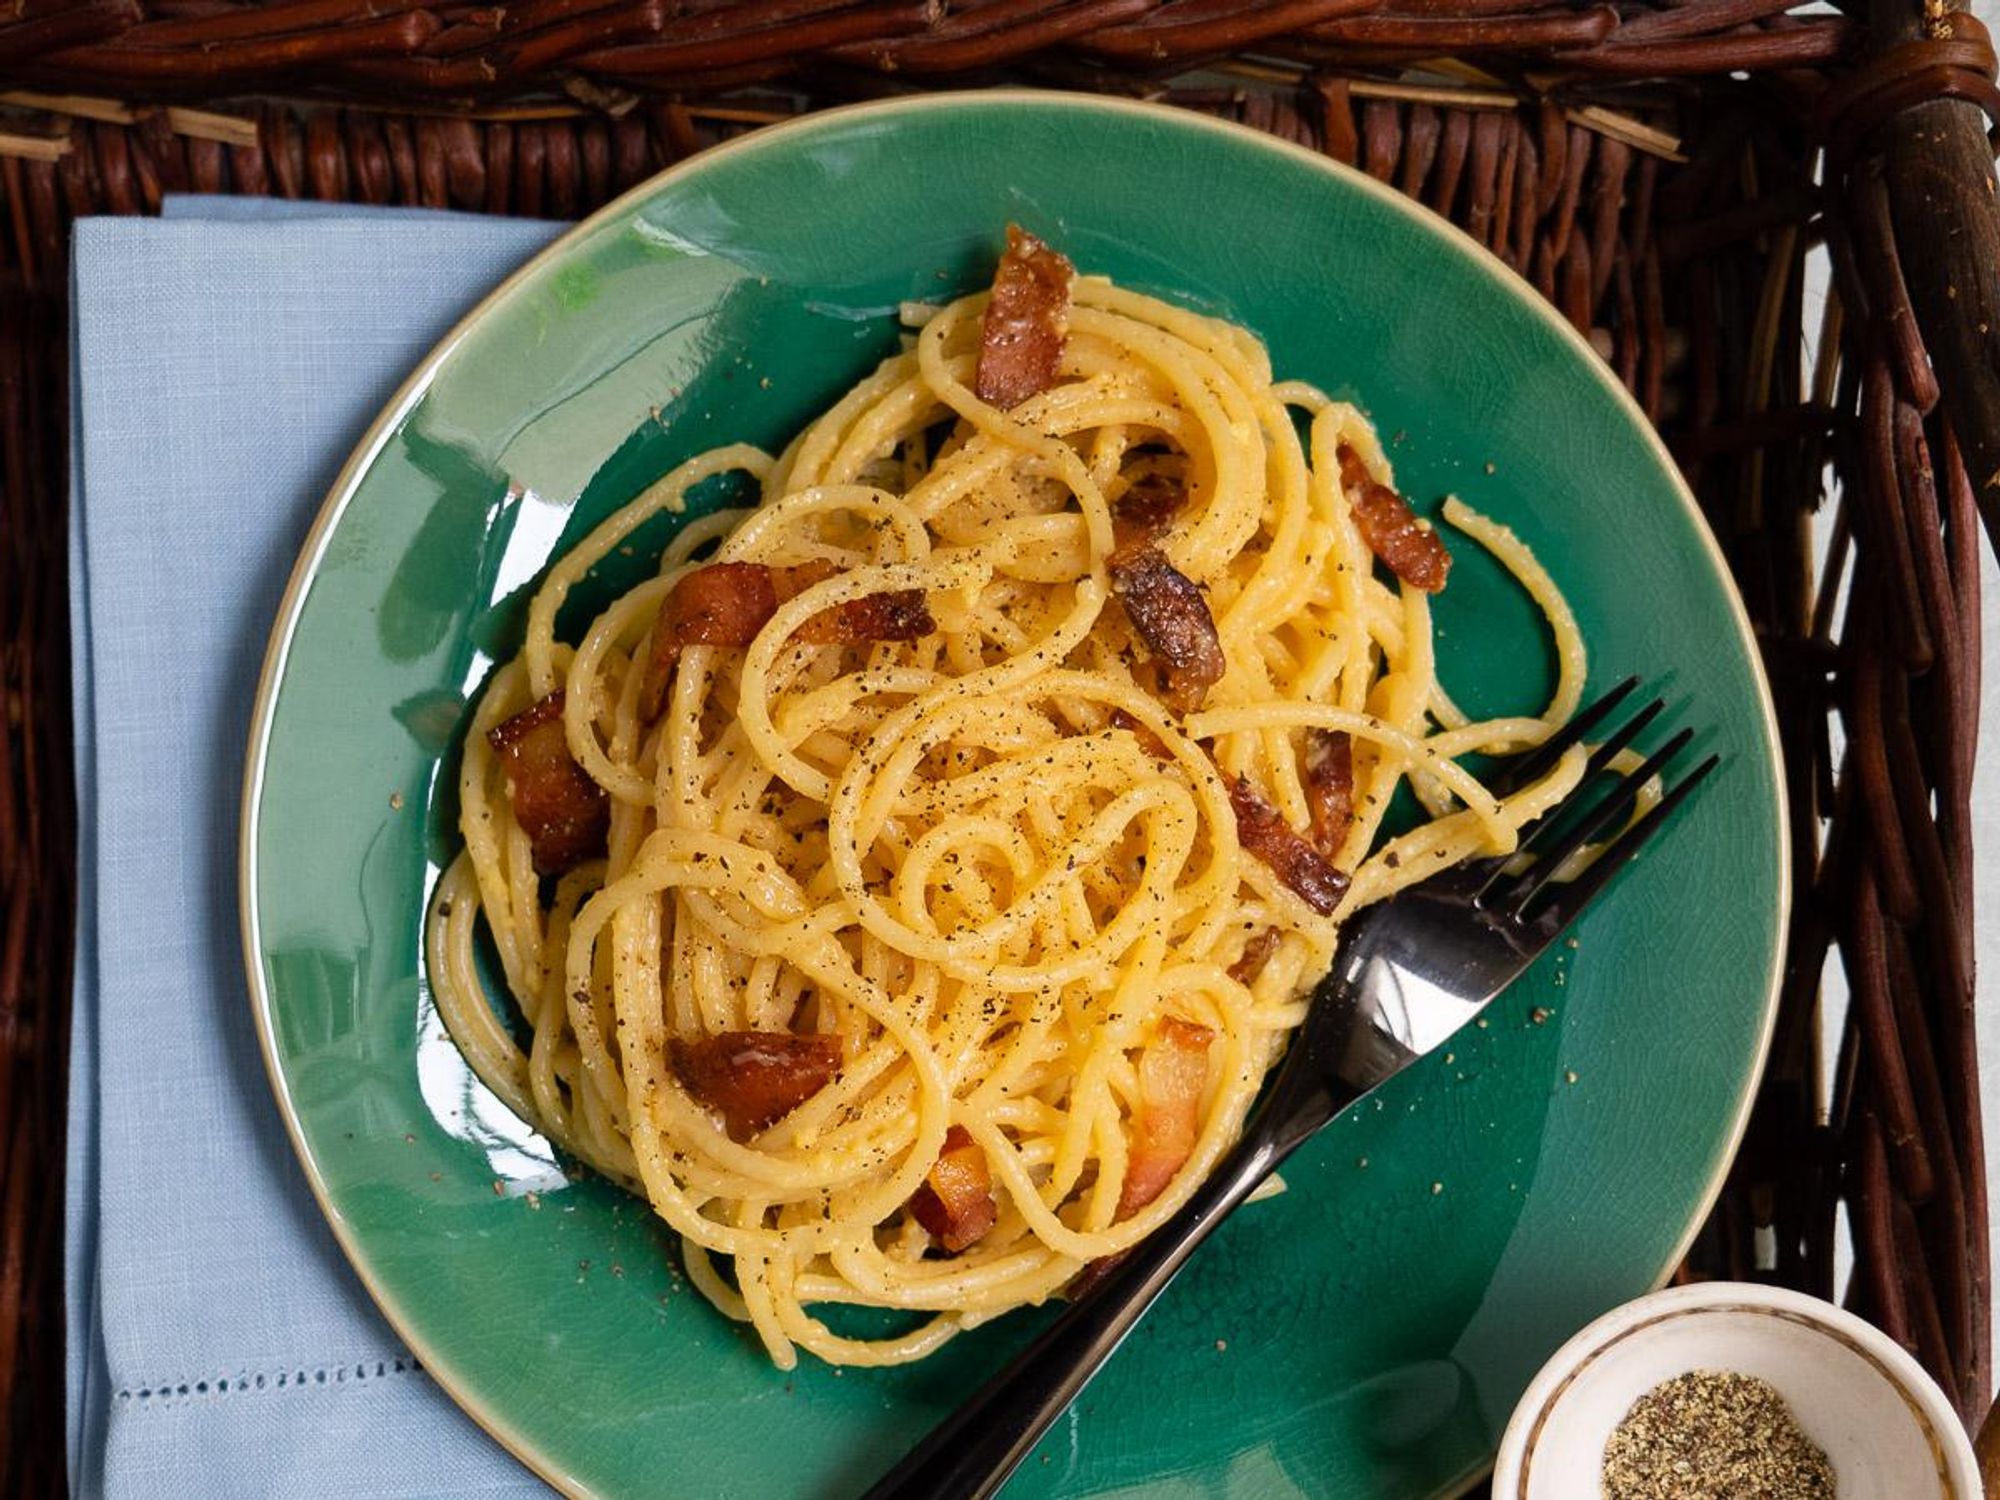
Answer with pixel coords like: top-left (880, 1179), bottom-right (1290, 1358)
top-left (1602, 1369), bottom-right (1835, 1499)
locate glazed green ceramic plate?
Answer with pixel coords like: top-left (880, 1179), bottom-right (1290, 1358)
top-left (242, 93), bottom-right (1785, 1500)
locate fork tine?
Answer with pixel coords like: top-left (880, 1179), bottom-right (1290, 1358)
top-left (1499, 726), bottom-right (1696, 915)
top-left (1569, 697), bottom-right (1666, 788)
top-left (1487, 676), bottom-right (1640, 797)
top-left (1513, 753), bottom-right (1719, 927)
top-left (1457, 692), bottom-right (1664, 902)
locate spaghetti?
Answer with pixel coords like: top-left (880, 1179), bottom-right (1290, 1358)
top-left (426, 229), bottom-right (1590, 1369)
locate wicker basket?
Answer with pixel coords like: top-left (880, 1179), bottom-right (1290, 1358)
top-left (4, 2), bottom-right (1998, 1493)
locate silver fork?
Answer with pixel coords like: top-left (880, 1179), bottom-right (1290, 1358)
top-left (860, 678), bottom-right (1717, 1500)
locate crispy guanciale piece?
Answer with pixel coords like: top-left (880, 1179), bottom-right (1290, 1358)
top-left (640, 561), bottom-right (780, 718)
top-left (668, 1031), bottom-right (843, 1141)
top-left (1108, 542), bottom-right (1226, 714)
top-left (1227, 928), bottom-right (1282, 987)
top-left (774, 557), bottom-right (936, 647)
top-left (1226, 773), bottom-right (1351, 916)
top-left (1116, 1016), bottom-right (1217, 1220)
top-left (486, 692), bottom-right (608, 875)
top-left (974, 224), bottom-right (1074, 409)
top-left (771, 558), bottom-right (840, 600)
top-left (1303, 728), bottom-right (1356, 861)
top-left (796, 589), bottom-right (935, 646)
top-left (1108, 706), bottom-right (1173, 761)
top-left (1068, 1014), bottom-right (1216, 1296)
top-left (1110, 471), bottom-right (1186, 547)
top-left (1336, 444), bottom-right (1452, 593)
top-left (909, 1124), bottom-right (1000, 1253)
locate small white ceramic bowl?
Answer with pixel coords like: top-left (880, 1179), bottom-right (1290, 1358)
top-left (1493, 1282), bottom-right (1982, 1499)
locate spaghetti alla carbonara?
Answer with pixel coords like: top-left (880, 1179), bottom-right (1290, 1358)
top-left (426, 228), bottom-right (1589, 1369)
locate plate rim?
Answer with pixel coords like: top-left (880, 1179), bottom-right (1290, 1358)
top-left (237, 86), bottom-right (1791, 1500)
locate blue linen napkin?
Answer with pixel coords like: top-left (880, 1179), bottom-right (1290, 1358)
top-left (66, 197), bottom-right (565, 1498)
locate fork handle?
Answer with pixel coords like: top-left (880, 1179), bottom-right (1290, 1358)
top-left (858, 1070), bottom-right (1353, 1500)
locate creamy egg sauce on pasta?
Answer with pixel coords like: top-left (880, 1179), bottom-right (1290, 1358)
top-left (426, 228), bottom-right (1589, 1369)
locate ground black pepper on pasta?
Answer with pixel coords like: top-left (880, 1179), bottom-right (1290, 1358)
top-left (426, 246), bottom-right (1598, 1370)
top-left (1601, 1370), bottom-right (1835, 1500)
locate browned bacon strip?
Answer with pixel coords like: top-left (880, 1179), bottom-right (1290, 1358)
top-left (1109, 542), bottom-right (1226, 714)
top-left (796, 588), bottom-right (935, 646)
top-left (774, 558), bottom-right (937, 647)
top-left (1336, 444), bottom-right (1452, 593)
top-left (908, 1124), bottom-right (999, 1253)
top-left (1227, 928), bottom-right (1282, 986)
top-left (770, 558), bottom-right (840, 600)
top-left (1108, 707), bottom-right (1172, 761)
top-left (1303, 728), bottom-right (1356, 861)
top-left (1110, 470), bottom-right (1186, 548)
top-left (1069, 1015), bottom-right (1220, 1297)
top-left (664, 560), bottom-right (780, 644)
top-left (974, 223), bottom-right (1074, 410)
top-left (668, 1030), bottom-right (843, 1141)
top-left (640, 561), bottom-right (780, 718)
top-left (1117, 1017), bottom-right (1216, 1219)
top-left (486, 692), bottom-right (609, 875)
top-left (1226, 774), bottom-right (1351, 916)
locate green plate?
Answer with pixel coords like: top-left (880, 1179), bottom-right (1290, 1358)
top-left (242, 92), bottom-right (1785, 1500)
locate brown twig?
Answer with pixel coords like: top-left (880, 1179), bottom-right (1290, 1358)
top-left (1082, 0), bottom-right (1377, 61)
top-left (48, 9), bottom-right (445, 82)
top-left (0, 0), bottom-right (140, 67)
top-left (115, 0), bottom-right (425, 48)
top-left (1559, 19), bottom-right (1855, 74)
top-left (581, 0), bottom-right (934, 76)
top-left (1300, 7), bottom-right (1616, 48)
